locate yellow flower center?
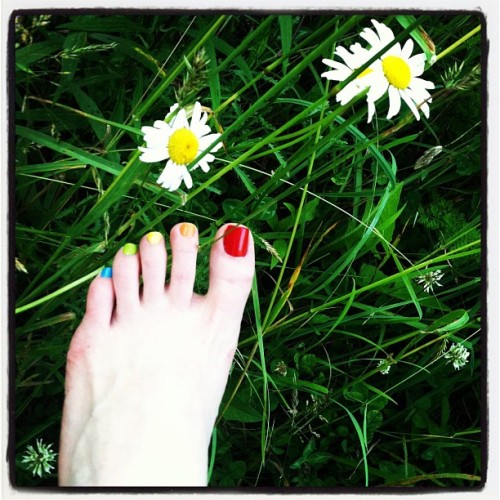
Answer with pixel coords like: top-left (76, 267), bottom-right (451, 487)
top-left (168, 128), bottom-right (199, 165)
top-left (357, 67), bottom-right (373, 79)
top-left (382, 55), bottom-right (412, 90)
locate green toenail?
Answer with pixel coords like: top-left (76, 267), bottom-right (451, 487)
top-left (122, 243), bottom-right (137, 255)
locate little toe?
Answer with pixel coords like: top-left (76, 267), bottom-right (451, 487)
top-left (82, 267), bottom-right (115, 326)
top-left (112, 242), bottom-right (141, 315)
top-left (167, 223), bottom-right (199, 306)
top-left (139, 231), bottom-right (167, 304)
top-left (206, 224), bottom-right (255, 321)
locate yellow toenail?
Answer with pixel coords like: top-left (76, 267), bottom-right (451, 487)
top-left (146, 231), bottom-right (163, 244)
top-left (122, 243), bottom-right (137, 255)
top-left (180, 223), bottom-right (196, 237)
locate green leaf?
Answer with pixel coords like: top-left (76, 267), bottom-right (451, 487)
top-left (67, 84), bottom-right (107, 140)
top-left (279, 16), bottom-right (293, 74)
top-left (427, 310), bottom-right (470, 333)
top-left (206, 38), bottom-right (222, 109)
top-left (16, 40), bottom-right (61, 67)
top-left (222, 389), bottom-right (263, 423)
top-left (222, 199), bottom-right (248, 219)
top-left (395, 15), bottom-right (436, 64)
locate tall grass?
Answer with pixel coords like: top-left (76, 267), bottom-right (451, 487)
top-left (13, 13), bottom-right (483, 487)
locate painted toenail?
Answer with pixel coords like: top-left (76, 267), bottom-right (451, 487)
top-left (146, 231), bottom-right (163, 244)
top-left (180, 223), bottom-right (196, 237)
top-left (122, 243), bottom-right (138, 255)
top-left (223, 225), bottom-right (249, 257)
top-left (100, 267), bottom-right (113, 278)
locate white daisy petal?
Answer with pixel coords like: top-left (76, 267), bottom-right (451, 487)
top-left (410, 77), bottom-right (435, 90)
top-left (406, 85), bottom-right (432, 108)
top-left (322, 69), bottom-right (353, 82)
top-left (400, 89), bottom-right (421, 120)
top-left (419, 101), bottom-right (431, 118)
top-left (386, 85), bottom-right (402, 119)
top-left (167, 175), bottom-right (183, 192)
top-left (367, 75), bottom-right (389, 102)
top-left (405, 87), bottom-right (432, 117)
top-left (360, 26), bottom-right (381, 49)
top-left (367, 99), bottom-right (376, 123)
top-left (322, 58), bottom-right (339, 68)
top-left (141, 125), bottom-right (161, 135)
top-left (190, 101), bottom-right (202, 127)
top-left (372, 19), bottom-right (395, 46)
top-left (402, 39), bottom-right (414, 59)
top-left (197, 125), bottom-right (212, 137)
top-left (337, 83), bottom-right (365, 105)
top-left (386, 41), bottom-right (402, 57)
top-left (143, 129), bottom-right (169, 147)
top-left (172, 108), bottom-right (189, 129)
top-left (153, 120), bottom-right (169, 130)
top-left (409, 53), bottom-right (426, 76)
top-left (335, 46), bottom-right (359, 69)
top-left (139, 148), bottom-right (169, 163)
top-left (197, 160), bottom-right (211, 173)
top-left (182, 169), bottom-right (193, 189)
top-left (199, 134), bottom-right (222, 152)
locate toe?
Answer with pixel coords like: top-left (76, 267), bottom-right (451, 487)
top-left (83, 267), bottom-right (115, 326)
top-left (139, 232), bottom-right (167, 304)
top-left (112, 243), bottom-right (141, 315)
top-left (167, 223), bottom-right (198, 306)
top-left (206, 224), bottom-right (255, 321)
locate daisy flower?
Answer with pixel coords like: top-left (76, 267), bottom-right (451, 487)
top-left (139, 101), bottom-right (222, 191)
top-left (321, 41), bottom-right (380, 116)
top-left (361, 19), bottom-right (435, 122)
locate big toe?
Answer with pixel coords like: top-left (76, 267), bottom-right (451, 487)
top-left (205, 224), bottom-right (255, 323)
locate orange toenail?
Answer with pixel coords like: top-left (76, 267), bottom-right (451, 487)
top-left (146, 231), bottom-right (163, 244)
top-left (180, 223), bottom-right (196, 237)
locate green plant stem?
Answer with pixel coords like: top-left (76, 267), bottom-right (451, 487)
top-left (435, 25), bottom-right (481, 62)
top-left (15, 267), bottom-right (102, 314)
top-left (262, 82), bottom-right (329, 331)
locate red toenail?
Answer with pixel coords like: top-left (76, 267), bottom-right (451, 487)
top-left (223, 225), bottom-right (249, 257)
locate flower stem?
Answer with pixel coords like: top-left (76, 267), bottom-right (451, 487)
top-left (15, 268), bottom-right (102, 314)
top-left (435, 25), bottom-right (481, 62)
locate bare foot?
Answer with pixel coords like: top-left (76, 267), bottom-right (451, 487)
top-left (58, 223), bottom-right (254, 486)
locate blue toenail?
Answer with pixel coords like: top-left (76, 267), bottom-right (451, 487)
top-left (100, 267), bottom-right (113, 278)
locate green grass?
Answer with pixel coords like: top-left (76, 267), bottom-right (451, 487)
top-left (13, 13), bottom-right (482, 487)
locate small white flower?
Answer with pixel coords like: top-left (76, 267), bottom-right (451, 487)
top-left (21, 439), bottom-right (57, 477)
top-left (139, 101), bottom-right (222, 191)
top-left (444, 343), bottom-right (470, 370)
top-left (322, 42), bottom-right (380, 111)
top-left (377, 359), bottom-right (391, 375)
top-left (416, 269), bottom-right (444, 293)
top-left (361, 19), bottom-right (435, 122)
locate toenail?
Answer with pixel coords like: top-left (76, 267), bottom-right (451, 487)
top-left (180, 223), bottom-right (196, 237)
top-left (122, 243), bottom-right (138, 255)
top-left (223, 225), bottom-right (250, 257)
top-left (100, 266), bottom-right (113, 278)
top-left (146, 231), bottom-right (163, 244)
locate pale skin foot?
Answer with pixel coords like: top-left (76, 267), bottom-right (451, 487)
top-left (58, 223), bottom-right (254, 487)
